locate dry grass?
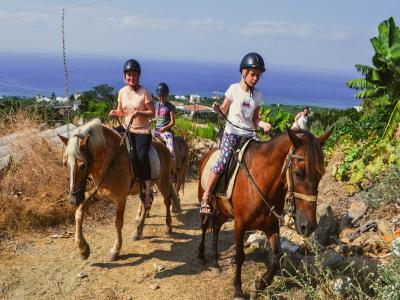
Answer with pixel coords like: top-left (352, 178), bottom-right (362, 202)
top-left (0, 111), bottom-right (113, 239)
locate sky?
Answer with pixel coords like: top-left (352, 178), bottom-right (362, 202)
top-left (0, 0), bottom-right (399, 72)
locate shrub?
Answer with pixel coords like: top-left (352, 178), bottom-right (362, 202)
top-left (359, 166), bottom-right (400, 208)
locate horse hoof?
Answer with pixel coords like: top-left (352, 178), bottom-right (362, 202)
top-left (109, 252), bottom-right (119, 261)
top-left (233, 296), bottom-right (246, 300)
top-left (80, 244), bottom-right (91, 260)
top-left (132, 234), bottom-right (141, 241)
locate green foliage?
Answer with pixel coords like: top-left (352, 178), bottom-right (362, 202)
top-left (359, 166), bottom-right (400, 208)
top-left (382, 99), bottom-right (400, 141)
top-left (83, 100), bottom-right (112, 121)
top-left (259, 105), bottom-right (293, 133)
top-left (371, 256), bottom-right (400, 300)
top-left (173, 116), bottom-right (217, 140)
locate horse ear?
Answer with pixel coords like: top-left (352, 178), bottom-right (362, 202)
top-left (318, 131), bottom-right (331, 146)
top-left (79, 136), bottom-right (90, 148)
top-left (287, 128), bottom-right (301, 148)
top-left (57, 134), bottom-right (69, 146)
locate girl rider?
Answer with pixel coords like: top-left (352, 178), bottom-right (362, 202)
top-left (201, 52), bottom-right (272, 215)
top-left (109, 59), bottom-right (155, 209)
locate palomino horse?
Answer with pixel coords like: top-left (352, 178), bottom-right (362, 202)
top-left (58, 119), bottom-right (180, 261)
top-left (198, 129), bottom-right (330, 299)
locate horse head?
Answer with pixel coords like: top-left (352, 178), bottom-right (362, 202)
top-left (58, 133), bottom-right (92, 206)
top-left (286, 129), bottom-right (330, 236)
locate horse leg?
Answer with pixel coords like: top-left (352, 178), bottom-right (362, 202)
top-left (134, 202), bottom-right (142, 223)
top-left (133, 202), bottom-right (146, 241)
top-left (233, 224), bottom-right (246, 299)
top-left (198, 214), bottom-right (209, 260)
top-left (253, 224), bottom-right (283, 295)
top-left (109, 201), bottom-right (126, 261)
top-left (162, 189), bottom-right (172, 235)
top-left (75, 203), bottom-right (90, 259)
top-left (211, 214), bottom-right (227, 271)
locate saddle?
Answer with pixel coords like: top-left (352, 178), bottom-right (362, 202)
top-left (114, 126), bottom-right (161, 181)
top-left (201, 137), bottom-right (256, 199)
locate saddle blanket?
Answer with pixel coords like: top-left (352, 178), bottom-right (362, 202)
top-left (149, 145), bottom-right (161, 180)
top-left (201, 138), bottom-right (253, 200)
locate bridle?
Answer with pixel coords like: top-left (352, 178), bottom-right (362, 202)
top-left (237, 144), bottom-right (318, 223)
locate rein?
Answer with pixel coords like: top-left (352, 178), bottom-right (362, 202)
top-left (216, 106), bottom-right (258, 132)
top-left (236, 144), bottom-right (317, 223)
top-left (71, 116), bottom-right (136, 204)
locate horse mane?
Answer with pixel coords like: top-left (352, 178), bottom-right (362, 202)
top-left (65, 118), bottom-right (106, 160)
top-left (262, 129), bottom-right (325, 179)
top-left (296, 130), bottom-right (325, 179)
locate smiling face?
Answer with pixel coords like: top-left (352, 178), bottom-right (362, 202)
top-left (124, 70), bottom-right (139, 87)
top-left (241, 68), bottom-right (263, 87)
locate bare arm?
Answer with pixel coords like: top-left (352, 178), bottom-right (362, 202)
top-left (136, 91), bottom-right (155, 118)
top-left (213, 96), bottom-right (231, 115)
top-left (253, 106), bottom-right (272, 133)
top-left (109, 91), bottom-right (124, 117)
top-left (160, 110), bottom-right (175, 132)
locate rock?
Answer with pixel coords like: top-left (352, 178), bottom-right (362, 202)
top-left (246, 232), bottom-right (266, 249)
top-left (76, 272), bottom-right (88, 278)
top-left (348, 201), bottom-right (368, 225)
top-left (321, 250), bottom-right (344, 270)
top-left (314, 203), bottom-right (337, 246)
top-left (153, 263), bottom-right (165, 272)
top-left (126, 296), bottom-right (133, 300)
top-left (377, 220), bottom-right (392, 236)
top-left (149, 283), bottom-right (160, 290)
top-left (280, 237), bottom-right (300, 254)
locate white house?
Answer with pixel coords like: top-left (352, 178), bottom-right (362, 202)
top-left (36, 96), bottom-right (51, 102)
top-left (174, 95), bottom-right (188, 101)
top-left (189, 94), bottom-right (201, 103)
top-left (56, 96), bottom-right (68, 102)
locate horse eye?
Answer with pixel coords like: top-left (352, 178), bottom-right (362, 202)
top-left (79, 163), bottom-right (86, 171)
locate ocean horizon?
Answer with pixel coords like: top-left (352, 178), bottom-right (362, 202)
top-left (0, 52), bottom-right (361, 109)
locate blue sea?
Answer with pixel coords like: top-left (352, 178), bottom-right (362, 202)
top-left (0, 52), bottom-right (361, 108)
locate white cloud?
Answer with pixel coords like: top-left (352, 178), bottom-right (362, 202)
top-left (239, 20), bottom-right (356, 42)
top-left (189, 18), bottom-right (227, 32)
top-left (120, 16), bottom-right (179, 30)
top-left (0, 10), bottom-right (50, 24)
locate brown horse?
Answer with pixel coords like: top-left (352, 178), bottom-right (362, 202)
top-left (58, 119), bottom-right (180, 261)
top-left (171, 136), bottom-right (190, 195)
top-left (198, 129), bottom-right (330, 299)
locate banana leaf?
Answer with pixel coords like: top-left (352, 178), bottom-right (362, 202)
top-left (382, 99), bottom-right (400, 141)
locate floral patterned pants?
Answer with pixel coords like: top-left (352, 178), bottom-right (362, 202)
top-left (213, 132), bottom-right (242, 175)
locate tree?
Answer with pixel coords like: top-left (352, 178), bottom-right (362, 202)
top-left (346, 17), bottom-right (400, 140)
top-left (93, 84), bottom-right (116, 105)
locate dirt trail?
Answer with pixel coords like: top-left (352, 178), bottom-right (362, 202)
top-left (0, 181), bottom-right (263, 300)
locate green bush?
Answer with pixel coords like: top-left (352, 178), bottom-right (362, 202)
top-left (359, 166), bottom-right (400, 208)
top-left (372, 255), bottom-right (400, 300)
top-left (173, 116), bottom-right (217, 140)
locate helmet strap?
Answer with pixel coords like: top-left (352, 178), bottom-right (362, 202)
top-left (241, 70), bottom-right (254, 98)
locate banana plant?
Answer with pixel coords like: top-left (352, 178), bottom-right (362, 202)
top-left (347, 17), bottom-right (400, 141)
top-left (382, 100), bottom-right (400, 141)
